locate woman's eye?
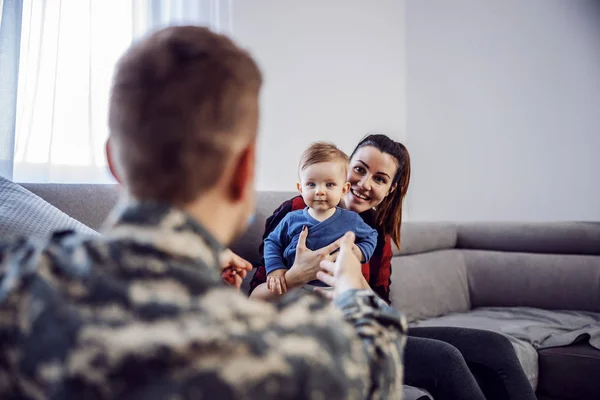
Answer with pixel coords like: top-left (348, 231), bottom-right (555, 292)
top-left (375, 176), bottom-right (386, 184)
top-left (354, 166), bottom-right (365, 174)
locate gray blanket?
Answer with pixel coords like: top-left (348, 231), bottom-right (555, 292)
top-left (412, 306), bottom-right (600, 350)
top-left (411, 306), bottom-right (600, 390)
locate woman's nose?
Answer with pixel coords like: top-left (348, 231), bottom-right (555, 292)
top-left (358, 176), bottom-right (371, 191)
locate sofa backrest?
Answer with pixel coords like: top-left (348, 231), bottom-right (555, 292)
top-left (463, 250), bottom-right (600, 313)
top-left (23, 183), bottom-right (295, 262)
top-left (229, 191), bottom-right (297, 266)
top-left (456, 222), bottom-right (600, 256)
top-left (22, 183), bottom-right (120, 231)
top-left (391, 221), bottom-right (600, 320)
top-left (457, 222), bottom-right (600, 313)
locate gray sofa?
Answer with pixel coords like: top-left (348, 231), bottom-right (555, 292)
top-left (391, 222), bottom-right (600, 400)
top-left (2, 180), bottom-right (600, 400)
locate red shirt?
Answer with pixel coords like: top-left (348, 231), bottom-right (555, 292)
top-left (249, 196), bottom-right (393, 303)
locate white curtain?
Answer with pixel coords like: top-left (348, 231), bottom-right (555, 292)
top-left (12, 0), bottom-right (231, 183)
top-left (0, 0), bottom-right (23, 179)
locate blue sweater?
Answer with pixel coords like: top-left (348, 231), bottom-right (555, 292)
top-left (264, 207), bottom-right (378, 277)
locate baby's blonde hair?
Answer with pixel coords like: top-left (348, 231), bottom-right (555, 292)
top-left (298, 142), bottom-right (349, 177)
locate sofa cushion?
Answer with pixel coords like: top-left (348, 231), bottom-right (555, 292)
top-left (1, 176), bottom-right (97, 237)
top-left (463, 250), bottom-right (600, 312)
top-left (391, 249), bottom-right (470, 322)
top-left (395, 222), bottom-right (457, 256)
top-left (536, 341), bottom-right (600, 400)
top-left (457, 222), bottom-right (600, 256)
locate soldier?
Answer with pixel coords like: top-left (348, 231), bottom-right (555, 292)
top-left (0, 26), bottom-right (406, 399)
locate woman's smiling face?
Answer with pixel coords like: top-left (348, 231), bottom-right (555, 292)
top-left (344, 145), bottom-right (398, 213)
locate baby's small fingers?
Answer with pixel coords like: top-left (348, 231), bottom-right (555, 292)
top-left (234, 274), bottom-right (243, 289)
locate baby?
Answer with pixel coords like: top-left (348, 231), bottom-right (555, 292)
top-left (264, 142), bottom-right (378, 293)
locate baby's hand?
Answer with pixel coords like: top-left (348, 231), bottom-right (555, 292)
top-left (267, 269), bottom-right (288, 295)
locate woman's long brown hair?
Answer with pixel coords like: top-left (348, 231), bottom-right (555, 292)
top-left (350, 134), bottom-right (411, 249)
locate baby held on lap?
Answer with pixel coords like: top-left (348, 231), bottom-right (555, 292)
top-left (263, 142), bottom-right (378, 294)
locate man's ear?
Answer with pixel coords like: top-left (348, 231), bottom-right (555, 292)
top-left (105, 138), bottom-right (122, 184)
top-left (230, 141), bottom-right (256, 201)
top-left (341, 182), bottom-right (350, 195)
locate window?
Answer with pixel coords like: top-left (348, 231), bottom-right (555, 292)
top-left (12, 0), bottom-right (230, 183)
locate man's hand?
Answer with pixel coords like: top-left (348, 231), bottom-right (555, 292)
top-left (267, 269), bottom-right (287, 295)
top-left (316, 232), bottom-right (371, 299)
top-left (328, 241), bottom-right (365, 263)
top-left (220, 249), bottom-right (253, 290)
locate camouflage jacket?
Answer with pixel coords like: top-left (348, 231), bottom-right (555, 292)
top-left (0, 202), bottom-right (406, 399)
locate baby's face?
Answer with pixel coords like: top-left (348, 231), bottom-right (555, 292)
top-left (297, 162), bottom-right (349, 212)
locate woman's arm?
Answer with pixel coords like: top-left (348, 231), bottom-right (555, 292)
top-left (370, 236), bottom-right (393, 304)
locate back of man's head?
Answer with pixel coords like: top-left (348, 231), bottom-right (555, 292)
top-left (108, 26), bottom-right (262, 205)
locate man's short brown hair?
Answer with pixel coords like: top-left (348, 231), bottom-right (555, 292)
top-left (109, 26), bottom-right (262, 204)
top-left (298, 142), bottom-right (349, 178)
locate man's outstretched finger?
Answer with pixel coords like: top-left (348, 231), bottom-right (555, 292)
top-left (316, 271), bottom-right (335, 287)
top-left (339, 231), bottom-right (356, 250)
top-left (320, 259), bottom-right (335, 274)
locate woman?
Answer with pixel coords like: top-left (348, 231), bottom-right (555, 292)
top-left (249, 134), bottom-right (536, 400)
top-left (250, 133), bottom-right (406, 302)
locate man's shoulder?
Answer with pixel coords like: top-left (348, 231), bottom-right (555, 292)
top-left (0, 230), bottom-right (97, 277)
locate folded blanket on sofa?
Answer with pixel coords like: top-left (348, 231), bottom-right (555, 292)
top-left (412, 306), bottom-right (600, 350)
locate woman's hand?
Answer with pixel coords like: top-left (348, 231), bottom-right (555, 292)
top-left (220, 249), bottom-right (253, 290)
top-left (284, 226), bottom-right (341, 289)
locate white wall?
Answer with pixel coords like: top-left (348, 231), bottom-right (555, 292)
top-left (405, 0), bottom-right (600, 221)
top-left (231, 0), bottom-right (406, 191)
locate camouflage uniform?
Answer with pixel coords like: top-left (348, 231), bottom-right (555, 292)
top-left (0, 201), bottom-right (406, 399)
